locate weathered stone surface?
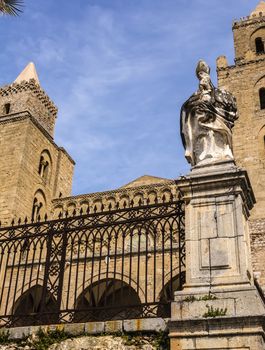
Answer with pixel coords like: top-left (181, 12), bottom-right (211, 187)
top-left (217, 7), bottom-right (265, 222)
top-left (0, 98), bottom-right (74, 225)
top-left (123, 318), bottom-right (167, 332)
top-left (48, 336), bottom-right (155, 350)
top-left (0, 336), bottom-right (156, 350)
top-left (180, 60), bottom-right (238, 167)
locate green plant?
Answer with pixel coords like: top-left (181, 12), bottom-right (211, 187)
top-left (0, 329), bottom-right (170, 349)
top-left (183, 294), bottom-right (217, 303)
top-left (121, 331), bottom-right (169, 349)
top-left (153, 331), bottom-right (170, 349)
top-left (203, 305), bottom-right (227, 318)
top-left (199, 294), bottom-right (217, 301)
top-left (0, 330), bottom-right (10, 344)
top-left (32, 328), bottom-right (70, 350)
top-left (183, 295), bottom-right (196, 303)
top-left (0, 0), bottom-right (23, 16)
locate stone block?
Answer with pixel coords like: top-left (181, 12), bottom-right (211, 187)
top-left (84, 321), bottom-right (104, 334)
top-left (47, 324), bottom-right (65, 332)
top-left (104, 320), bottom-right (123, 333)
top-left (64, 322), bottom-right (85, 335)
top-left (123, 318), bottom-right (167, 332)
top-left (8, 326), bottom-right (31, 339)
top-left (172, 297), bottom-right (235, 320)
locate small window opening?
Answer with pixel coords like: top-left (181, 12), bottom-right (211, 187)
top-left (255, 37), bottom-right (264, 54)
top-left (38, 156), bottom-right (49, 181)
top-left (38, 156), bottom-right (44, 174)
top-left (31, 198), bottom-right (43, 222)
top-left (4, 103), bottom-right (11, 114)
top-left (260, 88), bottom-right (265, 109)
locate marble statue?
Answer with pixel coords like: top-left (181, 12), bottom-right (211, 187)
top-left (180, 60), bottom-right (238, 167)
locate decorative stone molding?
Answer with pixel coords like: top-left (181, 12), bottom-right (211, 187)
top-left (52, 180), bottom-right (178, 217)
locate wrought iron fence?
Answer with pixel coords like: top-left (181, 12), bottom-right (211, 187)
top-left (0, 197), bottom-right (185, 327)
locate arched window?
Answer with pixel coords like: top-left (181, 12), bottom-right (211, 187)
top-left (260, 88), bottom-right (265, 109)
top-left (31, 190), bottom-right (46, 222)
top-left (38, 151), bottom-right (52, 183)
top-left (3, 103), bottom-right (11, 114)
top-left (31, 198), bottom-right (43, 222)
top-left (255, 37), bottom-right (264, 54)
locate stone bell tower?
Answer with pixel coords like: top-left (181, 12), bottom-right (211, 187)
top-left (217, 1), bottom-right (265, 220)
top-left (0, 62), bottom-right (75, 225)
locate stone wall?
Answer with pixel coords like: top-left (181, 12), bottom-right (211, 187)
top-left (217, 57), bottom-right (265, 220)
top-left (232, 16), bottom-right (265, 63)
top-left (216, 12), bottom-right (265, 220)
top-left (250, 218), bottom-right (265, 288)
top-left (0, 114), bottom-right (74, 225)
top-left (0, 117), bottom-right (28, 224)
top-left (0, 319), bottom-right (167, 350)
top-left (0, 336), bottom-right (156, 350)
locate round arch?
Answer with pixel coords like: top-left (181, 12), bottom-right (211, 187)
top-left (11, 285), bottom-right (58, 326)
top-left (32, 189), bottom-right (46, 221)
top-left (73, 278), bottom-right (142, 322)
top-left (249, 26), bottom-right (265, 53)
top-left (157, 272), bottom-right (185, 318)
top-left (38, 150), bottom-right (52, 183)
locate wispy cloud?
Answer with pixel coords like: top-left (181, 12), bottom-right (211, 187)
top-left (0, 0), bottom-right (258, 194)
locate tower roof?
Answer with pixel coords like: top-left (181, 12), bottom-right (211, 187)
top-left (14, 62), bottom-right (40, 85)
top-left (251, 1), bottom-right (265, 17)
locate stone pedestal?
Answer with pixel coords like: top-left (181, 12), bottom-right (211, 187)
top-left (169, 161), bottom-right (265, 350)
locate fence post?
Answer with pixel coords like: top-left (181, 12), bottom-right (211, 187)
top-left (39, 223), bottom-right (67, 323)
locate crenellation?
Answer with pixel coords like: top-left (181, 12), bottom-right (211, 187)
top-left (0, 79), bottom-right (58, 137)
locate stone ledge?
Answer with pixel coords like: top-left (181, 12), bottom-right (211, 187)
top-left (169, 315), bottom-right (265, 337)
top-left (0, 318), bottom-right (168, 340)
top-left (172, 286), bottom-right (265, 320)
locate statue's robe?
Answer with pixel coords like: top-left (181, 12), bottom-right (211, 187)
top-left (180, 88), bottom-right (237, 167)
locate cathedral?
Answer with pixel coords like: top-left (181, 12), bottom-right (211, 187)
top-left (0, 1), bottom-right (265, 349)
top-left (0, 0), bottom-right (265, 287)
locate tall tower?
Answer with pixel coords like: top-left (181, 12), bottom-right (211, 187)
top-left (217, 1), bottom-right (265, 220)
top-left (0, 63), bottom-right (75, 224)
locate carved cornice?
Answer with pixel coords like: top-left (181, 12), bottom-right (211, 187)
top-left (52, 180), bottom-right (176, 206)
top-left (0, 79), bottom-right (58, 117)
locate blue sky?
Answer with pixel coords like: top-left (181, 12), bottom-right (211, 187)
top-left (0, 0), bottom-right (260, 195)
